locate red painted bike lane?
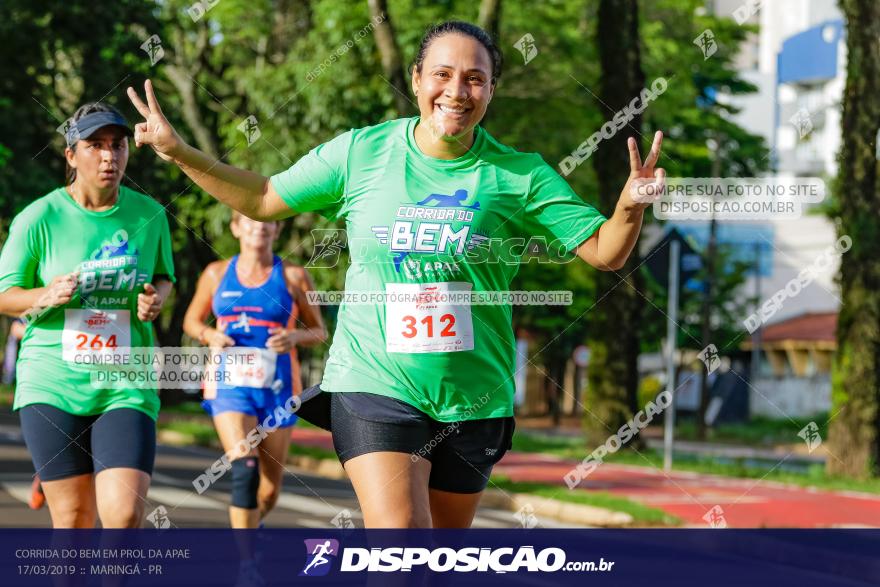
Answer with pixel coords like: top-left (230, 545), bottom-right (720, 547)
top-left (291, 428), bottom-right (880, 528)
top-left (494, 452), bottom-right (880, 528)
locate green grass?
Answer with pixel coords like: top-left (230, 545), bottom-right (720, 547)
top-left (673, 415), bottom-right (830, 446)
top-left (511, 429), bottom-right (880, 495)
top-left (489, 475), bottom-right (679, 527)
top-left (159, 400), bottom-right (206, 415)
top-left (602, 449), bottom-right (880, 494)
top-left (157, 416), bottom-right (675, 525)
top-left (289, 443), bottom-right (337, 461)
top-left (159, 413), bottom-right (678, 523)
top-left (159, 418), bottom-right (219, 447)
top-left (160, 399), bottom-right (320, 428)
top-left (0, 383), bottom-right (13, 410)
top-left (159, 418), bottom-right (880, 496)
top-left (291, 416), bottom-right (318, 430)
top-left (511, 431), bottom-right (585, 460)
top-left (158, 416), bottom-right (336, 460)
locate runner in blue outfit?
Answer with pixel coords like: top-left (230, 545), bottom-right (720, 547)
top-left (183, 211), bottom-right (326, 531)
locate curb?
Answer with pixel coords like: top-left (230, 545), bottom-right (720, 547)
top-left (479, 489), bottom-right (634, 527)
top-left (158, 429), bottom-right (635, 527)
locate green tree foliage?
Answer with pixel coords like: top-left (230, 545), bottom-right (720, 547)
top-left (0, 0), bottom-right (162, 224)
top-left (641, 244), bottom-right (757, 354)
top-left (0, 0), bottom-right (769, 420)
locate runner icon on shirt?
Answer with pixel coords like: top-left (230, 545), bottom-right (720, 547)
top-left (231, 312), bottom-right (250, 333)
top-left (416, 188), bottom-right (480, 209)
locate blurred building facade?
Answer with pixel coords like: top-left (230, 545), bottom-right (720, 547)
top-left (710, 0), bottom-right (845, 323)
top-left (628, 1), bottom-right (849, 421)
top-left (716, 0), bottom-right (844, 417)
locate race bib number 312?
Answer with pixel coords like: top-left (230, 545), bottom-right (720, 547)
top-left (385, 282), bottom-right (474, 353)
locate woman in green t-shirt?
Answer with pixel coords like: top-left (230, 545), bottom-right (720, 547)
top-left (128, 21), bottom-right (664, 528)
top-left (0, 102), bottom-right (175, 528)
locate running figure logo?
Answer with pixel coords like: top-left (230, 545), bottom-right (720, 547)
top-left (693, 29), bottom-right (718, 60)
top-left (139, 34), bottom-right (165, 66)
top-left (513, 33), bottom-right (539, 65)
top-left (306, 229), bottom-right (347, 269)
top-left (416, 189), bottom-right (480, 210)
top-left (231, 312), bottom-right (251, 333)
top-left (299, 539), bottom-right (339, 577)
top-left (237, 115), bottom-right (262, 146)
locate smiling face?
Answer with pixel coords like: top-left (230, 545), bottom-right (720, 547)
top-left (231, 214), bottom-right (281, 252)
top-left (65, 126), bottom-right (128, 189)
top-left (411, 33), bottom-right (495, 142)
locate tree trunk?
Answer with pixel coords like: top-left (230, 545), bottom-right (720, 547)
top-left (585, 0), bottom-right (643, 446)
top-left (367, 0), bottom-right (410, 117)
top-left (827, 0), bottom-right (880, 478)
top-left (164, 22), bottom-right (221, 160)
top-left (478, 0), bottom-right (501, 39)
top-left (697, 146), bottom-right (721, 439)
top-left (165, 64), bottom-right (221, 160)
top-left (543, 345), bottom-right (568, 427)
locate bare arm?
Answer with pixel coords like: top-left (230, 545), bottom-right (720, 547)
top-left (0, 287), bottom-right (48, 318)
top-left (127, 80), bottom-right (289, 221)
top-left (137, 279), bottom-right (173, 322)
top-left (182, 262), bottom-right (234, 347)
top-left (287, 266), bottom-right (328, 347)
top-left (266, 265), bottom-right (328, 353)
top-left (170, 143), bottom-right (290, 221)
top-left (0, 272), bottom-right (78, 318)
top-left (577, 132), bottom-right (665, 271)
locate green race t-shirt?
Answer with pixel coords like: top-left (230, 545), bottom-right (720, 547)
top-left (0, 186), bottom-right (175, 419)
top-left (271, 118), bottom-right (606, 421)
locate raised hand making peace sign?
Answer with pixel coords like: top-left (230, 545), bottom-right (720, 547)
top-left (126, 80), bottom-right (183, 162)
top-left (621, 131), bottom-right (666, 209)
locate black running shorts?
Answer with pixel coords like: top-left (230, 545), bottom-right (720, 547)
top-left (300, 386), bottom-right (514, 494)
top-left (19, 404), bottom-right (156, 482)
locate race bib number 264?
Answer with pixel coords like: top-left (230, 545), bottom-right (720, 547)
top-left (62, 309), bottom-right (131, 362)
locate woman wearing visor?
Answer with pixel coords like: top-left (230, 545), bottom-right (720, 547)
top-left (0, 102), bottom-right (175, 528)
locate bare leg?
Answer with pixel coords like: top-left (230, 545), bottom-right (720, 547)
top-left (94, 468), bottom-right (151, 528)
top-left (40, 474), bottom-right (97, 528)
top-left (213, 411), bottom-right (260, 528)
top-left (255, 427), bottom-right (291, 521)
top-left (429, 488), bottom-right (483, 528)
top-left (343, 452), bottom-right (432, 528)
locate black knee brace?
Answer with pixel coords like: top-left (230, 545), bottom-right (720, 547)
top-left (230, 457), bottom-right (260, 509)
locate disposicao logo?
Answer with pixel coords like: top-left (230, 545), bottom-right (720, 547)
top-left (300, 539), bottom-right (339, 577)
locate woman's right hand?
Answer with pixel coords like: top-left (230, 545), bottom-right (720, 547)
top-left (202, 327), bottom-right (235, 350)
top-left (126, 79), bottom-right (184, 162)
top-left (36, 272), bottom-right (78, 309)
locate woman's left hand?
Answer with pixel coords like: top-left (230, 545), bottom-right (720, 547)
top-left (619, 131), bottom-right (665, 211)
top-left (267, 327), bottom-right (297, 354)
top-left (137, 283), bottom-right (164, 322)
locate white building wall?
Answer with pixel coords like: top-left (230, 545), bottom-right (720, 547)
top-left (741, 215), bottom-right (841, 325)
top-left (718, 0), bottom-right (844, 324)
top-left (750, 375), bottom-right (831, 418)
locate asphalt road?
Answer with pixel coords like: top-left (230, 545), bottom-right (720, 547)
top-left (0, 411), bottom-right (583, 529)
